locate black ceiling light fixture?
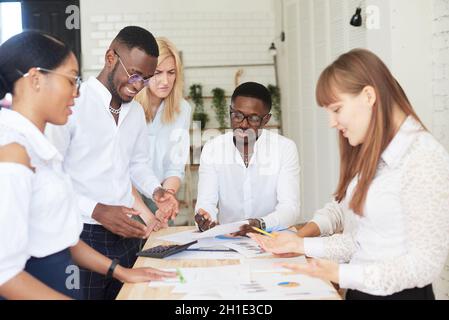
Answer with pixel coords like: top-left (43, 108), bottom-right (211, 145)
top-left (350, 7), bottom-right (363, 27)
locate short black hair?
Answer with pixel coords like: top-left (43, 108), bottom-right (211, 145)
top-left (0, 30), bottom-right (72, 99)
top-left (231, 82), bottom-right (272, 111)
top-left (113, 26), bottom-right (159, 57)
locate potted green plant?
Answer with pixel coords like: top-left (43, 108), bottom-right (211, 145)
top-left (211, 88), bottom-right (228, 130)
top-left (190, 84), bottom-right (209, 130)
top-left (267, 84), bottom-right (281, 123)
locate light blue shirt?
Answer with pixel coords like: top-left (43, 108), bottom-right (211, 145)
top-left (146, 99), bottom-right (192, 182)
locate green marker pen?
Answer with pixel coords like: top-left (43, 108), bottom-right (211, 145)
top-left (176, 268), bottom-right (186, 284)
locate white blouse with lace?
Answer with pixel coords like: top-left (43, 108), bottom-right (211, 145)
top-left (0, 108), bottom-right (83, 286)
top-left (304, 116), bottom-right (449, 296)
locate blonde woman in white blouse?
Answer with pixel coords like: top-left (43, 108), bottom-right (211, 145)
top-left (133, 37), bottom-right (191, 221)
top-left (0, 31), bottom-right (174, 300)
top-left (250, 49), bottom-right (449, 300)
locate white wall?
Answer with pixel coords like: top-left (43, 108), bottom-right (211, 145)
top-left (432, 0), bottom-right (449, 151)
top-left (390, 0), bottom-right (434, 129)
top-left (432, 0), bottom-right (449, 300)
top-left (277, 0), bottom-right (367, 221)
top-left (79, 0), bottom-right (278, 129)
top-left (365, 0), bottom-right (435, 131)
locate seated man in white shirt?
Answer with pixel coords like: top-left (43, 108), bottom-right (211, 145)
top-left (46, 26), bottom-right (178, 300)
top-left (194, 82), bottom-right (301, 235)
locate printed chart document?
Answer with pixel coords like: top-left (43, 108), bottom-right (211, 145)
top-left (217, 273), bottom-right (338, 300)
top-left (146, 257), bottom-right (338, 300)
top-left (223, 239), bottom-right (273, 258)
top-left (148, 264), bottom-right (251, 290)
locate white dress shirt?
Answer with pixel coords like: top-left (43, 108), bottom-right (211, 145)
top-left (0, 108), bottom-right (82, 286)
top-left (146, 99), bottom-right (191, 182)
top-left (304, 116), bottom-right (449, 296)
top-left (195, 129), bottom-right (301, 229)
top-left (46, 77), bottom-right (161, 225)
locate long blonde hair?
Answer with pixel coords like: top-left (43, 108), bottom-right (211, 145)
top-left (135, 37), bottom-right (184, 124)
top-left (316, 49), bottom-right (426, 216)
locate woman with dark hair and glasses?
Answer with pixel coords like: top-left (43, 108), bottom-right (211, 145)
top-left (194, 82), bottom-right (301, 236)
top-left (0, 31), bottom-right (174, 300)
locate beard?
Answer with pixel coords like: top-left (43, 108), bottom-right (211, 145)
top-left (107, 62), bottom-right (124, 105)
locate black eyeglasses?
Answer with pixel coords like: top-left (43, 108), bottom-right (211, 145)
top-left (113, 50), bottom-right (152, 87)
top-left (21, 67), bottom-right (82, 95)
top-left (230, 107), bottom-right (271, 126)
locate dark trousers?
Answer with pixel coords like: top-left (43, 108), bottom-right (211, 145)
top-left (0, 249), bottom-right (82, 300)
top-left (80, 224), bottom-right (142, 300)
top-left (346, 284), bottom-right (435, 300)
top-left (25, 248), bottom-right (83, 299)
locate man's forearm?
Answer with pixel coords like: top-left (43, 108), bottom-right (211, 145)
top-left (162, 176), bottom-right (181, 193)
top-left (131, 186), bottom-right (153, 225)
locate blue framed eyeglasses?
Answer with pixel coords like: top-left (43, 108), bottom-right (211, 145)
top-left (113, 50), bottom-right (152, 87)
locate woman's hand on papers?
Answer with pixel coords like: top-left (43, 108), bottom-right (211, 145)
top-left (195, 209), bottom-right (217, 232)
top-left (114, 265), bottom-right (177, 283)
top-left (277, 259), bottom-right (340, 284)
top-left (248, 232), bottom-right (305, 255)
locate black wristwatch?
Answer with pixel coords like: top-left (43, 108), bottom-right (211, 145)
top-left (106, 258), bottom-right (120, 279)
top-left (256, 218), bottom-right (266, 231)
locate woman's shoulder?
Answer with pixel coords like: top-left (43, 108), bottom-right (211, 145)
top-left (180, 98), bottom-right (192, 113)
top-left (0, 142), bottom-right (32, 169)
top-left (406, 130), bottom-right (449, 170)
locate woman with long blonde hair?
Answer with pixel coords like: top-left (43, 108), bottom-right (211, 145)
top-left (133, 37), bottom-right (191, 216)
top-left (249, 48), bottom-right (449, 300)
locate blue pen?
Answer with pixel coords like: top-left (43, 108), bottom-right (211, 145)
top-left (266, 226), bottom-right (297, 234)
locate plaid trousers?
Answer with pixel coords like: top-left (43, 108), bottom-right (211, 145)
top-left (80, 224), bottom-right (143, 300)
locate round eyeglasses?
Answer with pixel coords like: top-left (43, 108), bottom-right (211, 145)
top-left (230, 107), bottom-right (271, 126)
top-left (113, 50), bottom-right (152, 87)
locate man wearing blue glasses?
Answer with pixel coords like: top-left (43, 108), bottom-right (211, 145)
top-left (194, 82), bottom-right (301, 236)
top-left (46, 26), bottom-right (179, 300)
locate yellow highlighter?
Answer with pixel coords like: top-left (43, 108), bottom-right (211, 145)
top-left (251, 226), bottom-right (276, 238)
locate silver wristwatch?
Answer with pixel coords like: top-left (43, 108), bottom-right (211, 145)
top-left (256, 218), bottom-right (266, 231)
